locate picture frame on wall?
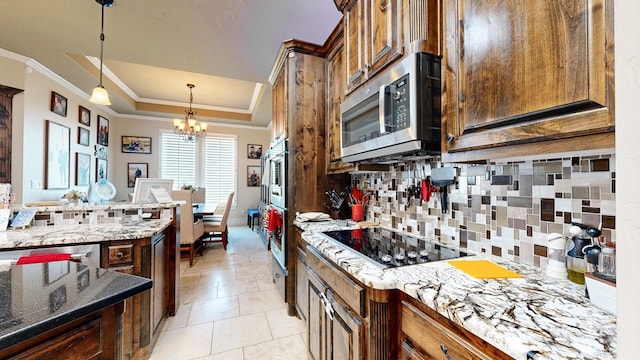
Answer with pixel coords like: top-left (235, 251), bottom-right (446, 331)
top-left (50, 91), bottom-right (67, 117)
top-left (247, 165), bottom-right (260, 187)
top-left (96, 158), bottom-right (107, 182)
top-left (247, 144), bottom-right (262, 159)
top-left (45, 120), bottom-right (70, 189)
top-left (78, 106), bottom-right (90, 126)
top-left (127, 162), bottom-right (148, 187)
top-left (97, 115), bottom-right (109, 146)
top-left (75, 153), bottom-right (91, 186)
top-left (78, 127), bottom-right (90, 146)
top-left (122, 136), bottom-right (152, 154)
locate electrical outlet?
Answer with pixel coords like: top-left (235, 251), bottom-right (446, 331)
top-left (31, 180), bottom-right (42, 189)
top-left (241, 209), bottom-right (246, 215)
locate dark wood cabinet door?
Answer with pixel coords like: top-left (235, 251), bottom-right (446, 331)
top-left (308, 272), bottom-right (325, 360)
top-left (365, 0), bottom-right (403, 78)
top-left (327, 290), bottom-right (364, 360)
top-left (272, 66), bottom-right (287, 140)
top-left (344, 0), bottom-right (366, 92)
top-left (295, 238), bottom-right (308, 323)
top-left (326, 39), bottom-right (357, 174)
top-left (443, 0), bottom-right (614, 161)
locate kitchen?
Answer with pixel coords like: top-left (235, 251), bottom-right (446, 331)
top-left (0, 0), bottom-right (639, 359)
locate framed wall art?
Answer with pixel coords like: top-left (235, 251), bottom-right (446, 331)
top-left (247, 165), bottom-right (260, 187)
top-left (75, 153), bottom-right (91, 186)
top-left (78, 127), bottom-right (90, 146)
top-left (122, 136), bottom-right (152, 154)
top-left (127, 162), bottom-right (148, 187)
top-left (247, 144), bottom-right (262, 159)
top-left (97, 115), bottom-right (109, 146)
top-left (45, 120), bottom-right (70, 189)
top-left (50, 91), bottom-right (67, 117)
top-left (96, 158), bottom-right (107, 182)
top-left (78, 105), bottom-right (90, 126)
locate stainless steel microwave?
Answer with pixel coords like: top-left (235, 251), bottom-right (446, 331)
top-left (340, 52), bottom-right (441, 162)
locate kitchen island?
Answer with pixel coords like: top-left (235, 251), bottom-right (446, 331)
top-left (296, 220), bottom-right (616, 360)
top-left (0, 201), bottom-right (183, 359)
top-left (0, 261), bottom-right (152, 359)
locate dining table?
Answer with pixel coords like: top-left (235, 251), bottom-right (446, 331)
top-left (193, 202), bottom-right (218, 220)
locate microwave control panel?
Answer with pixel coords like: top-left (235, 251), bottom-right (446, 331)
top-left (390, 75), bottom-right (410, 131)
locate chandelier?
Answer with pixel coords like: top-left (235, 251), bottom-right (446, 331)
top-left (173, 83), bottom-right (208, 142)
top-left (89, 0), bottom-right (113, 105)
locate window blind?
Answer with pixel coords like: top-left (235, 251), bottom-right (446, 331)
top-left (203, 135), bottom-right (237, 204)
top-left (159, 131), bottom-right (237, 205)
top-left (159, 132), bottom-right (196, 189)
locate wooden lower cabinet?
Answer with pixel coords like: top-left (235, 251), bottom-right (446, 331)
top-left (307, 267), bottom-right (364, 360)
top-left (0, 302), bottom-right (124, 360)
top-left (295, 235), bottom-right (308, 324)
top-left (101, 231), bottom-right (167, 360)
top-left (400, 298), bottom-right (511, 360)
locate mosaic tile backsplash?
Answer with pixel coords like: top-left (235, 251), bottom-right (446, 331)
top-left (353, 152), bottom-right (616, 269)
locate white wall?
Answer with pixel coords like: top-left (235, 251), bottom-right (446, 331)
top-left (0, 52), bottom-right (116, 204)
top-left (614, 1), bottom-right (640, 357)
top-left (110, 116), bottom-right (269, 225)
top-left (0, 49), bottom-right (269, 226)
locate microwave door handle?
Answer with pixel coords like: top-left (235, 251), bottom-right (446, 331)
top-left (379, 84), bottom-right (388, 135)
top-left (378, 84), bottom-right (396, 135)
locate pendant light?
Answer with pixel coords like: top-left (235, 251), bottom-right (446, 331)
top-left (89, 0), bottom-right (113, 105)
top-left (173, 84), bottom-right (208, 142)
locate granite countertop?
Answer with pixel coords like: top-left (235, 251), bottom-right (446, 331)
top-left (296, 220), bottom-right (617, 360)
top-left (0, 220), bottom-right (172, 249)
top-left (0, 261), bottom-right (152, 349)
top-left (11, 200), bottom-right (183, 213)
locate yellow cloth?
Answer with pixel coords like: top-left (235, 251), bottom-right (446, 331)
top-left (448, 260), bottom-right (522, 279)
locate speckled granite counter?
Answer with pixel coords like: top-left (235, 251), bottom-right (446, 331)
top-left (296, 220), bottom-right (617, 360)
top-left (0, 261), bottom-right (152, 349)
top-left (0, 220), bottom-right (172, 249)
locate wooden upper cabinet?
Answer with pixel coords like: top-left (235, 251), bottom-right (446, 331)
top-left (343, 0), bottom-right (404, 93)
top-left (442, 0), bottom-right (614, 161)
top-left (271, 65), bottom-right (287, 140)
top-left (338, 0), bottom-right (442, 94)
top-left (326, 28), bottom-right (357, 173)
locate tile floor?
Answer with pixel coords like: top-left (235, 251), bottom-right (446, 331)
top-left (150, 226), bottom-right (307, 360)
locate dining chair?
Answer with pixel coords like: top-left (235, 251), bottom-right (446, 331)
top-left (172, 190), bottom-right (205, 266)
top-left (202, 192), bottom-right (234, 250)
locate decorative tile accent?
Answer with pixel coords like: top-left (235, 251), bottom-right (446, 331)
top-left (356, 152), bottom-right (616, 270)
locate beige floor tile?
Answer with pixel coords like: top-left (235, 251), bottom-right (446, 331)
top-left (243, 334), bottom-right (308, 360)
top-left (188, 295), bottom-right (240, 326)
top-left (217, 278), bottom-right (260, 297)
top-left (211, 312), bottom-right (272, 354)
top-left (236, 262), bottom-right (271, 278)
top-left (152, 226), bottom-right (308, 359)
top-left (199, 267), bottom-right (238, 286)
top-left (163, 303), bottom-right (192, 330)
top-left (266, 308), bottom-right (306, 339)
top-left (193, 348), bottom-right (244, 360)
top-left (238, 289), bottom-right (287, 315)
top-left (150, 322), bottom-right (213, 360)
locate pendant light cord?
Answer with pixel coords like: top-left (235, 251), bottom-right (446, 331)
top-left (98, 3), bottom-right (106, 87)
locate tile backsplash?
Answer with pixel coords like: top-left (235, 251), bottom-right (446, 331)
top-left (353, 151), bottom-right (615, 269)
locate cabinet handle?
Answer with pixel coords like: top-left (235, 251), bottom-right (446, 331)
top-left (440, 344), bottom-right (453, 360)
top-left (116, 252), bottom-right (124, 259)
top-left (274, 273), bottom-right (280, 279)
top-left (319, 293), bottom-right (334, 320)
top-left (446, 133), bottom-right (455, 143)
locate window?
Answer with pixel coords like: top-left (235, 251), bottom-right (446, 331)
top-left (160, 131), bottom-right (237, 205)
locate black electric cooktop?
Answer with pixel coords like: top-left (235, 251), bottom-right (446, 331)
top-left (319, 227), bottom-right (470, 268)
